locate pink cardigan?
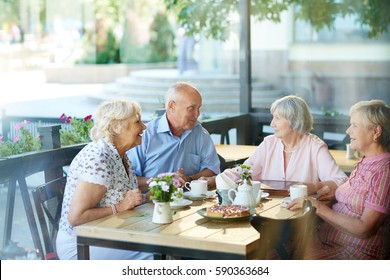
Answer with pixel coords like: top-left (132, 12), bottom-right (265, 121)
top-left (225, 134), bottom-right (347, 186)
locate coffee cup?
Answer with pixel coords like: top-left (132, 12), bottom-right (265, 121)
top-left (346, 144), bottom-right (355, 159)
top-left (251, 180), bottom-right (261, 199)
top-left (216, 189), bottom-right (231, 205)
top-left (290, 184), bottom-right (308, 200)
top-left (184, 180), bottom-right (207, 196)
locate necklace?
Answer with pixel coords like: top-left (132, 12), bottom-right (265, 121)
top-left (283, 148), bottom-right (293, 154)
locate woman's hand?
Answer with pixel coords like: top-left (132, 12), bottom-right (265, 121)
top-left (117, 189), bottom-right (143, 212)
top-left (316, 185), bottom-right (335, 201)
top-left (287, 197), bottom-right (305, 211)
top-left (288, 196), bottom-right (320, 212)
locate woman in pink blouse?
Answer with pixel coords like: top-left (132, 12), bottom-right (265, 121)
top-left (221, 95), bottom-right (348, 196)
top-left (289, 100), bottom-right (390, 259)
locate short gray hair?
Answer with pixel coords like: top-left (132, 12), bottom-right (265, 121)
top-left (90, 99), bottom-right (142, 143)
top-left (270, 95), bottom-right (313, 134)
top-left (350, 100), bottom-right (390, 150)
top-left (165, 81), bottom-right (201, 109)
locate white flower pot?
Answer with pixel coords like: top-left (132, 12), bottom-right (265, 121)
top-left (152, 202), bottom-right (173, 224)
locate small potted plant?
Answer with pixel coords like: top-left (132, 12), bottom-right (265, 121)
top-left (0, 120), bottom-right (41, 157)
top-left (147, 172), bottom-right (185, 224)
top-left (59, 113), bottom-right (93, 146)
top-left (238, 164), bottom-right (252, 186)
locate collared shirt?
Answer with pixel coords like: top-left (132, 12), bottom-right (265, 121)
top-left (319, 152), bottom-right (390, 259)
top-left (127, 113), bottom-right (220, 177)
top-left (224, 134), bottom-right (348, 185)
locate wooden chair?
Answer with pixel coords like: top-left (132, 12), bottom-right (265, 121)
top-left (32, 176), bottom-right (67, 260)
top-left (250, 199), bottom-right (316, 259)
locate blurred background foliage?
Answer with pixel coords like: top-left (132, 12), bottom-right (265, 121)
top-left (1, 0), bottom-right (389, 64)
top-left (164, 0), bottom-right (390, 40)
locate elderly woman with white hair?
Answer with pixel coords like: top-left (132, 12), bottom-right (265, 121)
top-left (221, 95), bottom-right (348, 198)
top-left (56, 99), bottom-right (153, 260)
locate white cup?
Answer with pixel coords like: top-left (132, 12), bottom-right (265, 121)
top-left (346, 144), bottom-right (355, 159)
top-left (184, 180), bottom-right (207, 196)
top-left (290, 184), bottom-right (308, 200)
top-left (251, 180), bottom-right (261, 199)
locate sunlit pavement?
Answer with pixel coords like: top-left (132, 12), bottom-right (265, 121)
top-left (0, 70), bottom-right (105, 118)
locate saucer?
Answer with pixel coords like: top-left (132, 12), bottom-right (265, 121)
top-left (170, 199), bottom-right (193, 209)
top-left (261, 192), bottom-right (270, 199)
top-left (184, 191), bottom-right (216, 201)
top-left (281, 197), bottom-right (291, 208)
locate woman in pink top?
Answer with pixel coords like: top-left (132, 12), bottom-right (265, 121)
top-left (223, 95), bottom-right (347, 196)
top-left (289, 100), bottom-right (390, 259)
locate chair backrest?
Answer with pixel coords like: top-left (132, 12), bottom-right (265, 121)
top-left (250, 199), bottom-right (316, 259)
top-left (32, 176), bottom-right (66, 260)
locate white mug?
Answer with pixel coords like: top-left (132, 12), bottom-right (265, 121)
top-left (290, 184), bottom-right (308, 200)
top-left (184, 180), bottom-right (207, 196)
top-left (345, 144), bottom-right (356, 159)
top-left (251, 180), bottom-right (261, 199)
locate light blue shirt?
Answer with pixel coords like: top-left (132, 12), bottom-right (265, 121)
top-left (127, 113), bottom-right (220, 177)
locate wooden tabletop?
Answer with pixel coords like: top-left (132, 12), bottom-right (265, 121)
top-left (76, 188), bottom-right (303, 260)
top-left (328, 149), bottom-right (360, 173)
top-left (215, 144), bottom-right (359, 173)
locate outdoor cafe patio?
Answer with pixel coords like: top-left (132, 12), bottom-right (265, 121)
top-left (0, 109), bottom-right (355, 260)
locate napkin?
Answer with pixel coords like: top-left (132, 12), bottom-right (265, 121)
top-left (216, 173), bottom-right (237, 190)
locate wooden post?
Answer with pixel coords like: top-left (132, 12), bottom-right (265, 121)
top-left (37, 125), bottom-right (61, 150)
top-left (239, 0), bottom-right (252, 114)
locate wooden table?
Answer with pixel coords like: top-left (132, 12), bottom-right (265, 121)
top-left (215, 144), bottom-right (359, 174)
top-left (76, 192), bottom-right (302, 260)
top-left (328, 149), bottom-right (360, 173)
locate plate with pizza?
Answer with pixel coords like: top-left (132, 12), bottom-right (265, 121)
top-left (197, 205), bottom-right (255, 221)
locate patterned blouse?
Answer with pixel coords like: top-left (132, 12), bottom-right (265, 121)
top-left (318, 152), bottom-right (390, 259)
top-left (59, 138), bottom-right (138, 234)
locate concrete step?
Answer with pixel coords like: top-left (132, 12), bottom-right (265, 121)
top-left (94, 69), bottom-right (286, 113)
top-left (114, 78), bottom-right (273, 92)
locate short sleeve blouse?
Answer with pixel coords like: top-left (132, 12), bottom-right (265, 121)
top-left (59, 139), bottom-right (138, 234)
top-left (319, 152), bottom-right (390, 259)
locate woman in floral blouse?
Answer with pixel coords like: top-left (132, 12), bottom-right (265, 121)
top-left (56, 99), bottom-right (152, 260)
top-left (289, 100), bottom-right (390, 259)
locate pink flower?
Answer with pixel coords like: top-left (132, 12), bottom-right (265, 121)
top-left (65, 116), bottom-right (72, 123)
top-left (0, 135), bottom-right (3, 143)
top-left (15, 122), bottom-right (24, 130)
top-left (84, 115), bottom-right (92, 122)
top-left (13, 134), bottom-right (19, 143)
top-left (60, 113), bottom-right (67, 122)
top-left (15, 120), bottom-right (30, 130)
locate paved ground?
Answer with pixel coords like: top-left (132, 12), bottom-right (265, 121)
top-left (1, 70), bottom-right (105, 118)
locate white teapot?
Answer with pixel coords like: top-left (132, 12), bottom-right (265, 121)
top-left (228, 179), bottom-right (262, 208)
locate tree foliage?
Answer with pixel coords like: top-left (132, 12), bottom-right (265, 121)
top-left (164, 0), bottom-right (390, 40)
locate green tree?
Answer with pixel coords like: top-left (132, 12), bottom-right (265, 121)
top-left (149, 11), bottom-right (176, 62)
top-left (164, 0), bottom-right (390, 40)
